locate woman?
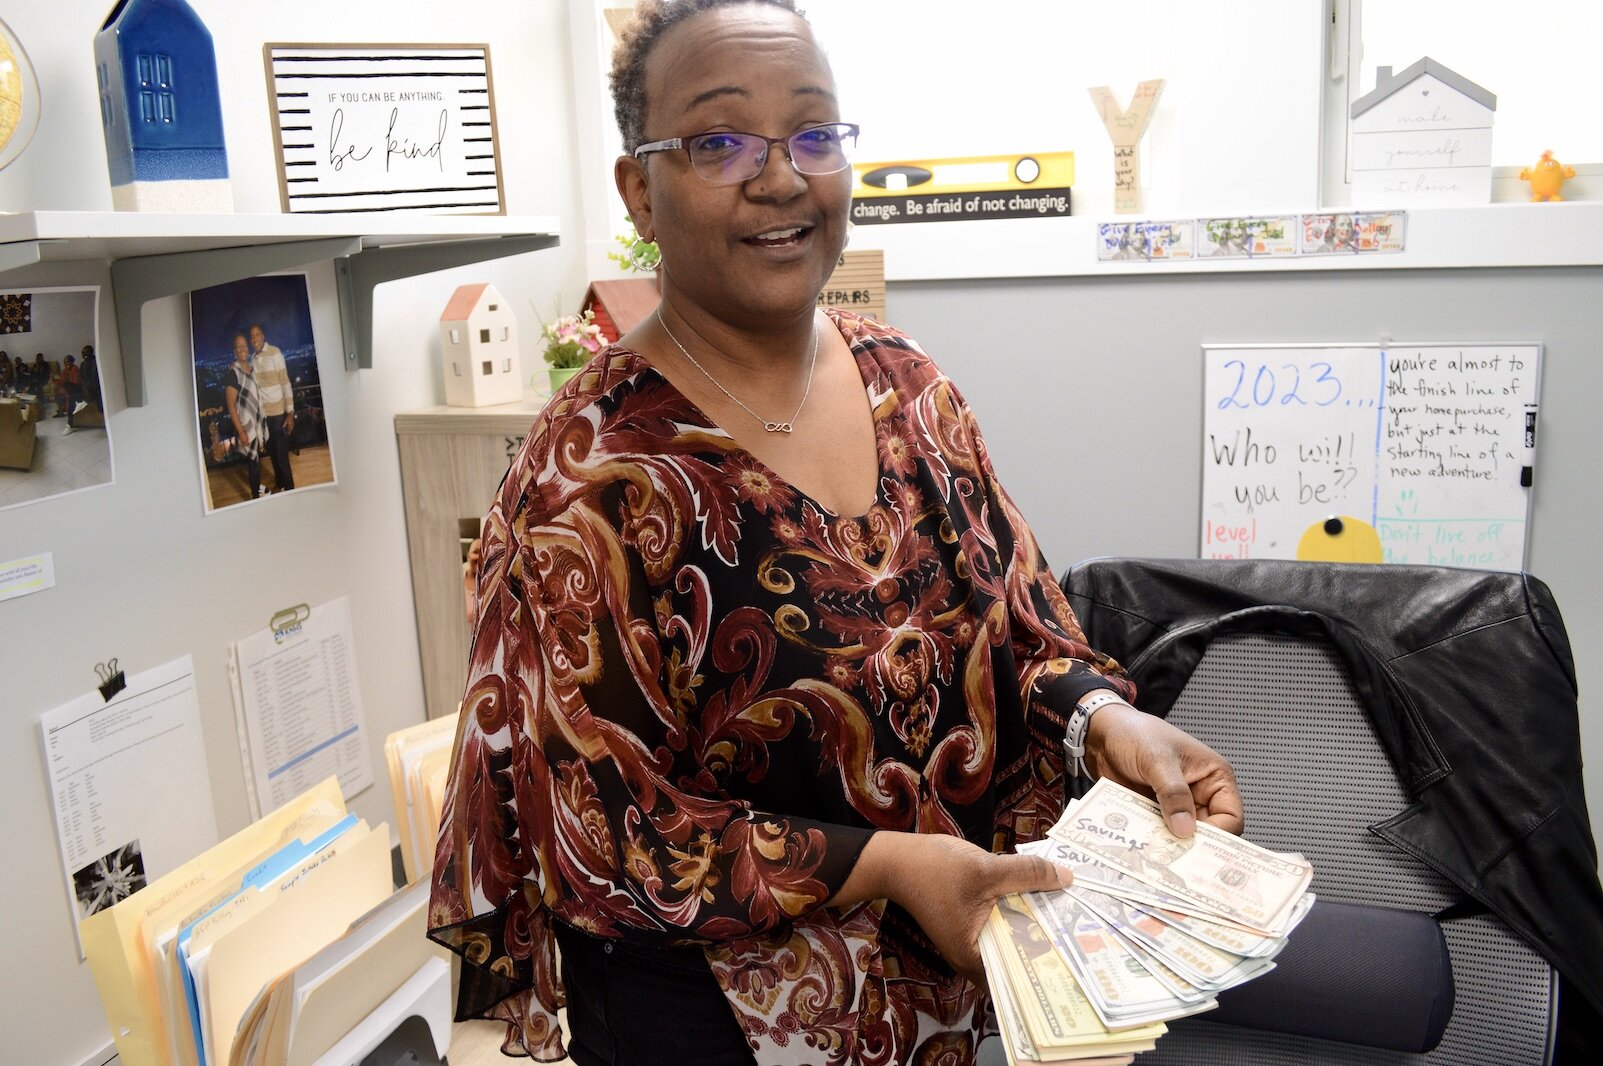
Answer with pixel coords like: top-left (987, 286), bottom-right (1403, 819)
top-left (428, 3), bottom-right (1242, 1064)
top-left (220, 331), bottom-right (267, 499)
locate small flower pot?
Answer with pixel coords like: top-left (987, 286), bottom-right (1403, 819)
top-left (547, 367), bottom-right (583, 393)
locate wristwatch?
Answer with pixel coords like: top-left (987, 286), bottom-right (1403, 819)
top-left (1064, 692), bottom-right (1127, 779)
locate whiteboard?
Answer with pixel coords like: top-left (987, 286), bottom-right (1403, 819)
top-left (1201, 343), bottom-right (1542, 570)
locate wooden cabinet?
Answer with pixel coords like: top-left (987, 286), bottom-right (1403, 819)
top-left (395, 398), bottom-right (550, 719)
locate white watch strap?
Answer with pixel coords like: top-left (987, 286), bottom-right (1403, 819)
top-left (1064, 692), bottom-right (1127, 778)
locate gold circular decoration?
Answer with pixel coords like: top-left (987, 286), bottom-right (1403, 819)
top-left (0, 17), bottom-right (40, 171)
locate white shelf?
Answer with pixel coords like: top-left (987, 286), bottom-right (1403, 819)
top-left (845, 202), bottom-right (1603, 282)
top-left (0, 210), bottom-right (560, 261)
top-left (0, 211), bottom-right (561, 406)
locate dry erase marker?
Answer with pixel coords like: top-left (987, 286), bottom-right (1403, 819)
top-left (1521, 404), bottom-right (1538, 487)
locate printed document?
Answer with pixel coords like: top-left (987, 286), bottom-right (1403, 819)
top-left (230, 596), bottom-right (374, 817)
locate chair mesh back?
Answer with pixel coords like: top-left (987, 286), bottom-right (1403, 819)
top-left (1139, 634), bottom-right (1557, 1066)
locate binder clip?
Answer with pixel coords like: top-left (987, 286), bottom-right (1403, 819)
top-left (96, 658), bottom-right (127, 701)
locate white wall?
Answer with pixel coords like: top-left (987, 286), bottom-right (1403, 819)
top-left (568, 0), bottom-right (1326, 280)
top-left (0, 3), bottom-right (587, 1064)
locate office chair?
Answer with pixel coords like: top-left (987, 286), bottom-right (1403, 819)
top-left (1060, 558), bottom-right (1603, 1065)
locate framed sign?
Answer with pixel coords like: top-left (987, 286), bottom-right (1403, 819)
top-left (264, 43), bottom-right (505, 215)
top-left (816, 249), bottom-right (886, 323)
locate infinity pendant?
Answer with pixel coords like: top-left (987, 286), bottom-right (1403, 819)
top-left (764, 422), bottom-right (794, 433)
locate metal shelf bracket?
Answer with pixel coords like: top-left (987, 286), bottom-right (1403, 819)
top-left (332, 234), bottom-right (561, 371)
top-left (110, 237), bottom-right (360, 406)
top-left (9, 227), bottom-right (559, 407)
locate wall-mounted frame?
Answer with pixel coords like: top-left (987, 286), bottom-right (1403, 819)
top-left (263, 43), bottom-right (505, 216)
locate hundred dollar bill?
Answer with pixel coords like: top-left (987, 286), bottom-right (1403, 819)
top-left (1101, 930), bottom-right (1227, 1005)
top-left (988, 965), bottom-right (1139, 1066)
top-left (1018, 837), bottom-right (1266, 929)
top-left (1021, 816), bottom-right (1283, 933)
top-left (981, 900), bottom-right (1164, 1062)
top-left (983, 899), bottom-right (1096, 1054)
top-left (984, 897), bottom-right (1166, 1054)
top-left (1068, 885), bottom-right (1274, 989)
top-left (1021, 828), bottom-right (1307, 944)
top-left (1146, 892), bottom-right (1316, 958)
top-left (981, 923), bottom-right (1043, 1062)
top-left (1025, 889), bottom-right (1218, 1028)
top-left (1048, 780), bottom-right (1313, 935)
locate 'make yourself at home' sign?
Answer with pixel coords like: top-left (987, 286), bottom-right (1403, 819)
top-left (264, 44), bottom-right (504, 215)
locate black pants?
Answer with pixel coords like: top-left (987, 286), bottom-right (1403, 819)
top-left (553, 922), bottom-right (756, 1066)
top-left (264, 413), bottom-right (294, 491)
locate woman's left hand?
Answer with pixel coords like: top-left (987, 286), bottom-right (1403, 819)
top-left (1083, 699), bottom-right (1245, 837)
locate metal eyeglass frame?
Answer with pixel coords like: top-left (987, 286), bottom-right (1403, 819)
top-left (633, 122), bottom-right (860, 185)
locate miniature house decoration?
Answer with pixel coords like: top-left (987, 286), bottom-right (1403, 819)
top-left (1350, 57), bottom-right (1495, 208)
top-left (581, 278), bottom-right (660, 345)
top-left (439, 283), bottom-right (521, 407)
top-left (94, 0), bottom-right (232, 212)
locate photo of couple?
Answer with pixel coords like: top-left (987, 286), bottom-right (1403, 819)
top-left (188, 274), bottom-right (337, 513)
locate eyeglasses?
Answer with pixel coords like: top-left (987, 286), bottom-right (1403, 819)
top-left (634, 122), bottom-right (860, 185)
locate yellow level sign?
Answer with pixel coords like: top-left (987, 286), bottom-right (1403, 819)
top-left (851, 151), bottom-right (1074, 225)
top-left (852, 151), bottom-right (1075, 198)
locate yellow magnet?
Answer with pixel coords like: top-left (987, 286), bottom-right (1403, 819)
top-left (1296, 515), bottom-right (1383, 563)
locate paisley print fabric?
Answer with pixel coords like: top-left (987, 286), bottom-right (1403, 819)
top-left (428, 310), bottom-right (1135, 1063)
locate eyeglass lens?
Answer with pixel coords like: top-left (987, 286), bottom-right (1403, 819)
top-left (686, 124), bottom-right (857, 184)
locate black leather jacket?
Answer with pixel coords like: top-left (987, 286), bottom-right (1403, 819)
top-left (1060, 558), bottom-right (1603, 1031)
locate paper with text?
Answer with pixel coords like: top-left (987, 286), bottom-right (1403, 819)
top-left (1202, 343), bottom-right (1541, 570)
top-left (40, 656), bottom-right (219, 959)
top-left (231, 596), bottom-right (374, 817)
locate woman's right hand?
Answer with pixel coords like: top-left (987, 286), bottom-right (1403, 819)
top-left (831, 831), bottom-right (1070, 983)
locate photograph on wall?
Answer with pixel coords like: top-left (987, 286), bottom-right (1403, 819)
top-left (0, 286), bottom-right (115, 513)
top-left (188, 273), bottom-right (337, 513)
top-left (72, 839), bottom-right (147, 922)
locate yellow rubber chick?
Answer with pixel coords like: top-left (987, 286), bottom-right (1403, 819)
top-left (1519, 150), bottom-right (1576, 202)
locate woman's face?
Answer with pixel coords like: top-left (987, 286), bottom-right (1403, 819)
top-left (621, 5), bottom-right (851, 328)
top-left (233, 335), bottom-right (250, 365)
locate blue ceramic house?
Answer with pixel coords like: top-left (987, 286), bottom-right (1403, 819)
top-left (95, 0), bottom-right (231, 211)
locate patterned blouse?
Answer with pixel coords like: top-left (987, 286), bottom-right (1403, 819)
top-left (427, 311), bottom-right (1135, 1064)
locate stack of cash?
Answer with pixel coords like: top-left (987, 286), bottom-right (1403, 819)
top-left (979, 779), bottom-right (1315, 1063)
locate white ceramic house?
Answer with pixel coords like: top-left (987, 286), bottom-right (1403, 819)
top-left (439, 283), bottom-right (521, 407)
top-left (1350, 57), bottom-right (1496, 207)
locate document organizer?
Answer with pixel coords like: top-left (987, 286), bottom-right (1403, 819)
top-left (306, 956), bottom-right (450, 1066)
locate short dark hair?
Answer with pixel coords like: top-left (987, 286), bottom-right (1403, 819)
top-left (609, 0), bottom-right (805, 154)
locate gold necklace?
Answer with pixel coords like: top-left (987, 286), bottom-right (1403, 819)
top-left (655, 309), bottom-right (818, 433)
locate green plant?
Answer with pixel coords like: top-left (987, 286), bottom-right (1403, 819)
top-left (608, 221), bottom-right (661, 273)
top-left (539, 307), bottom-right (603, 369)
